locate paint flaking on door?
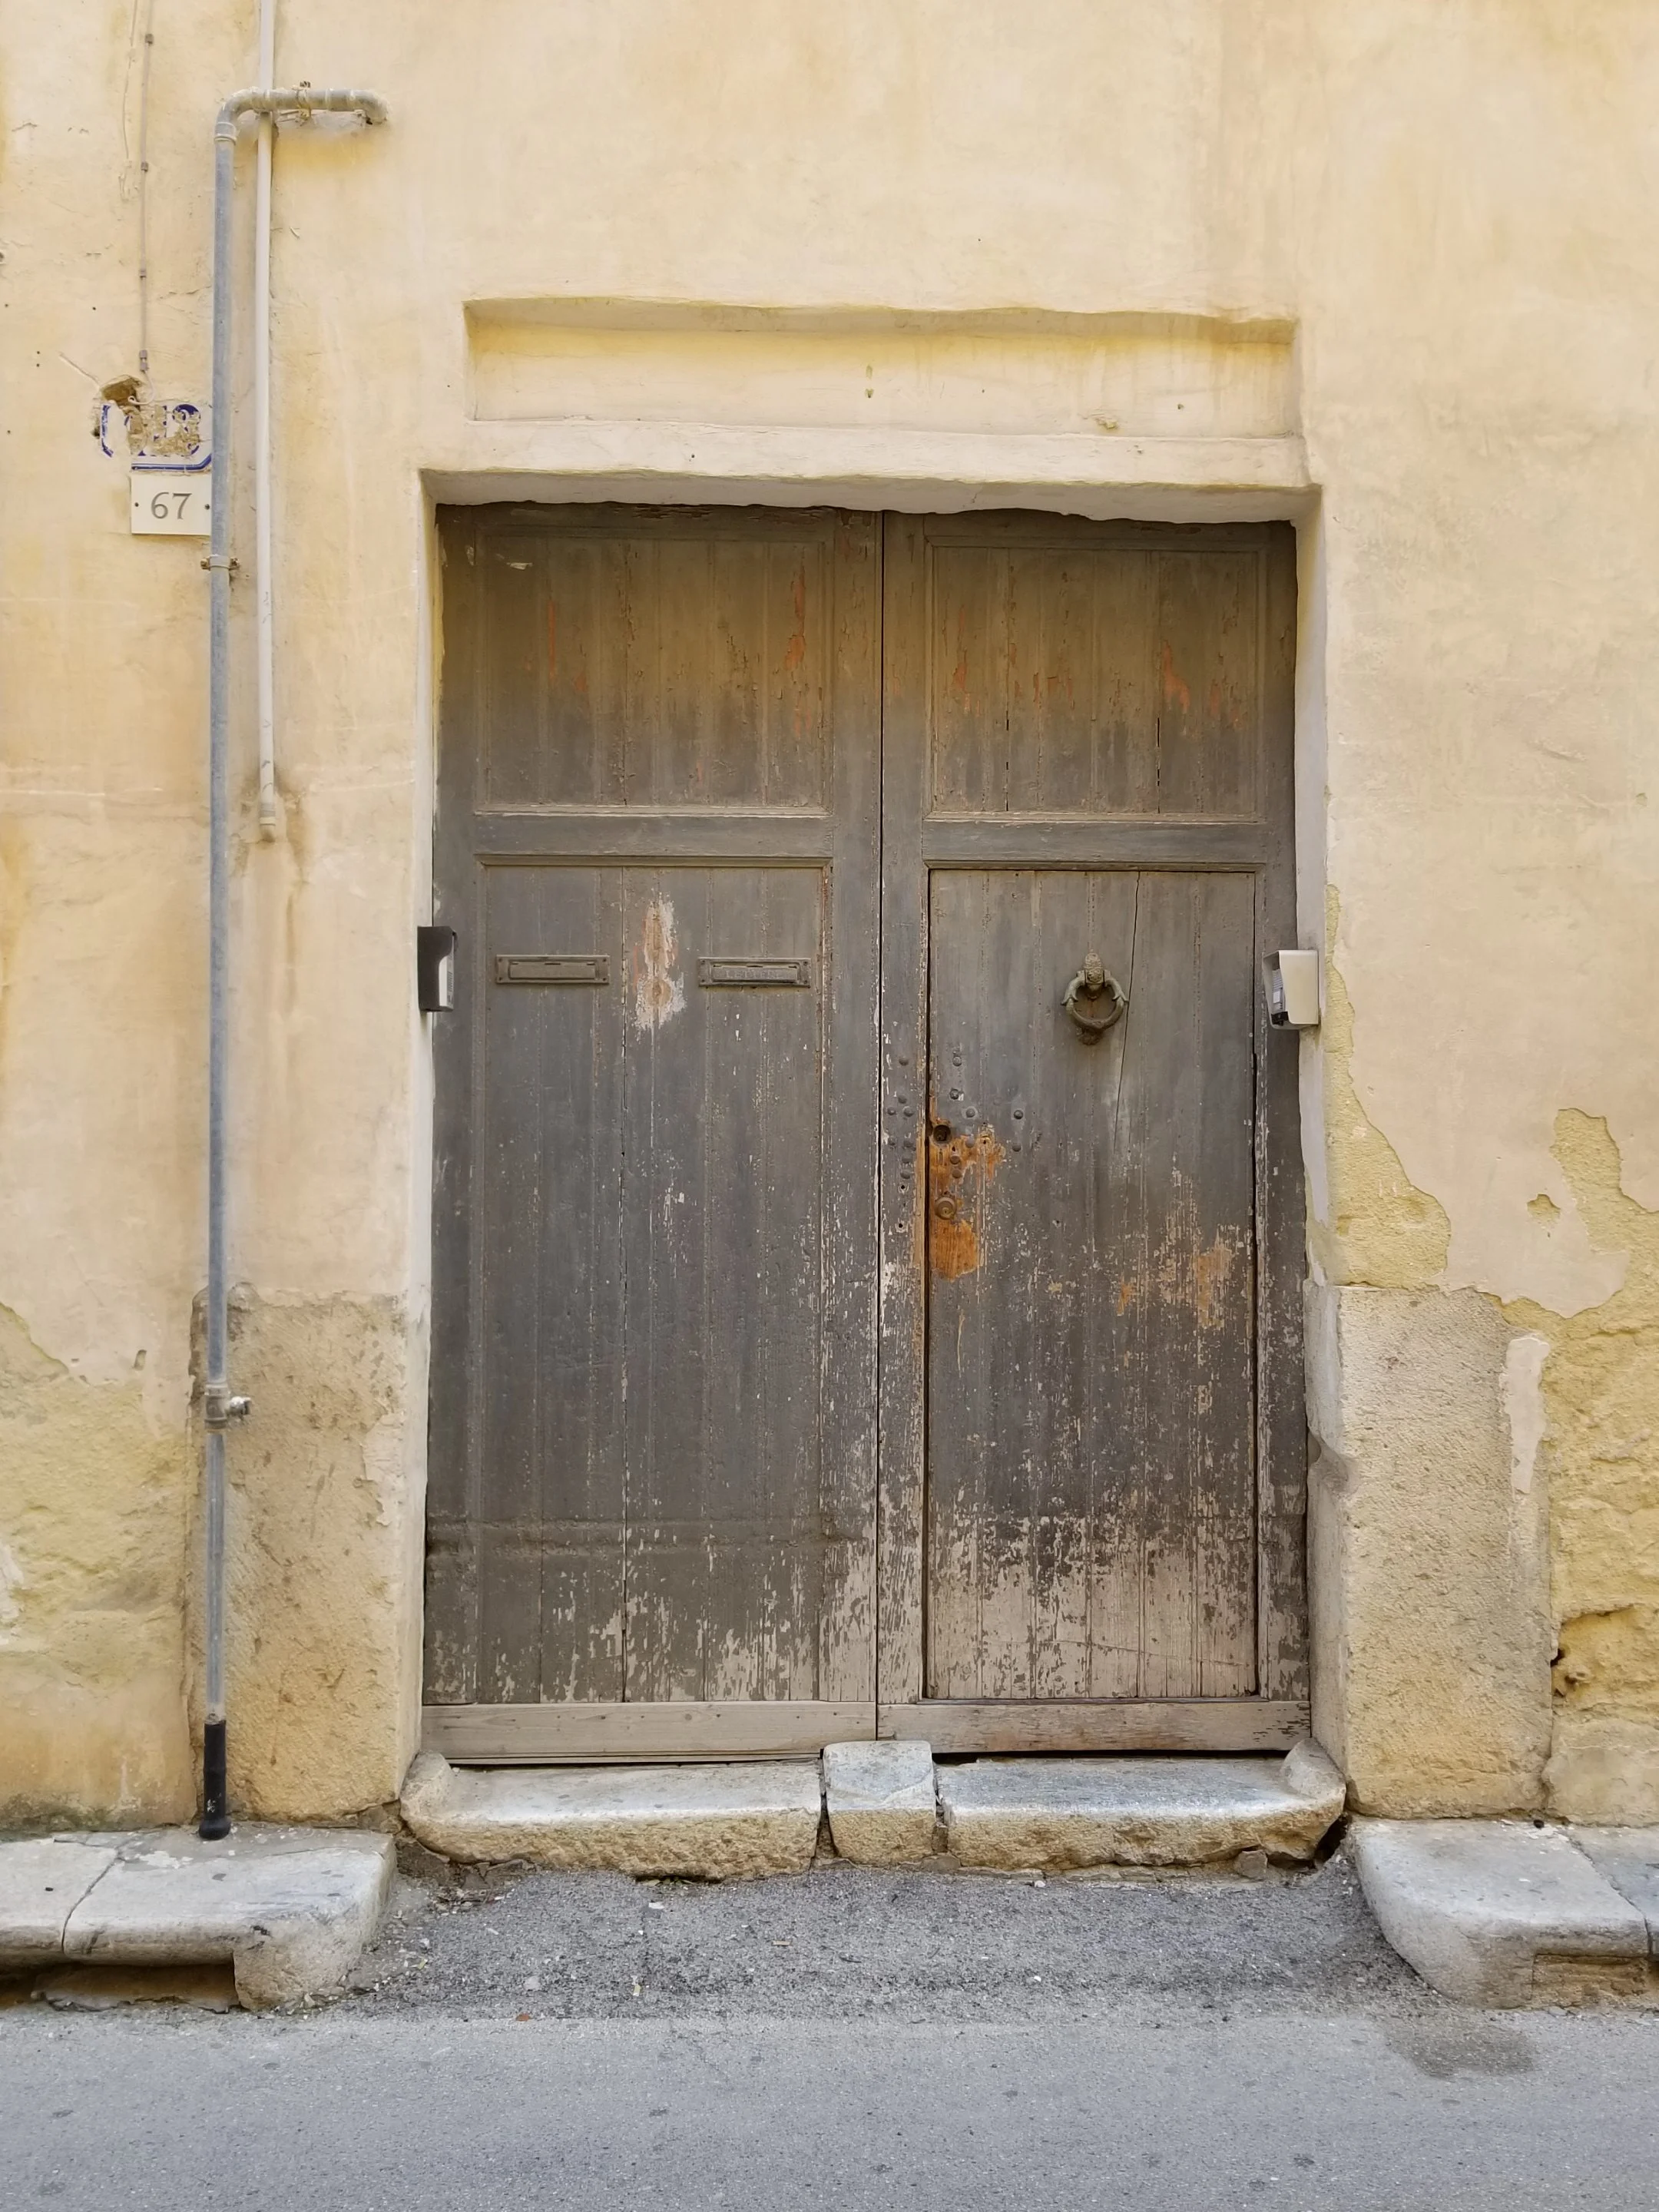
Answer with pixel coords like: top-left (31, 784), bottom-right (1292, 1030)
top-left (633, 896), bottom-right (686, 1032)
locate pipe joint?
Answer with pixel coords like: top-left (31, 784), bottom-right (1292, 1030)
top-left (217, 88), bottom-right (389, 140)
top-left (204, 1384), bottom-right (252, 1430)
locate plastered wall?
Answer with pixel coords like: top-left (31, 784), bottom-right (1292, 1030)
top-left (2, 2), bottom-right (1656, 1825)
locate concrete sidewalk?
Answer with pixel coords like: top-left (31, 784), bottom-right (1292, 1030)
top-left (0, 1827), bottom-right (392, 2008)
top-left (1352, 1820), bottom-right (1659, 2008)
top-left (4, 1793), bottom-right (1655, 2014)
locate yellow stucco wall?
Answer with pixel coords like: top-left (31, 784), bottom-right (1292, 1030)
top-left (2, 2), bottom-right (1656, 1823)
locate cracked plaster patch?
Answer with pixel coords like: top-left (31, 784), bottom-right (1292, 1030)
top-left (1499, 1112), bottom-right (1659, 1821)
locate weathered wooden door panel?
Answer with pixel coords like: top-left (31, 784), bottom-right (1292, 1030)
top-left (925, 867), bottom-right (1257, 1701)
top-left (471, 860), bottom-right (626, 1707)
top-left (480, 528), bottom-right (830, 810)
top-left (928, 545), bottom-right (1260, 820)
top-left (879, 512), bottom-right (1305, 1738)
top-left (428, 506), bottom-right (879, 1737)
top-left (617, 865), bottom-right (833, 1704)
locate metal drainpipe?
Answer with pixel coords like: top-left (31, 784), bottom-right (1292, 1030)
top-left (200, 85), bottom-right (388, 1842)
top-left (253, 2), bottom-right (279, 835)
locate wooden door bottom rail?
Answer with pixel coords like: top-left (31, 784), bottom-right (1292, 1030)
top-left (421, 1697), bottom-right (1309, 1763)
top-left (422, 1701), bottom-right (879, 1764)
top-left (878, 1700), bottom-right (1310, 1754)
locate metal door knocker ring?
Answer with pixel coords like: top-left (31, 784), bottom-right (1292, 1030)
top-left (1062, 954), bottom-right (1128, 1041)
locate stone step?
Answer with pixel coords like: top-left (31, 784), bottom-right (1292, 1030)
top-left (401, 1752), bottom-right (823, 1879)
top-left (935, 1743), bottom-right (1346, 1871)
top-left (1575, 1826), bottom-right (1659, 1953)
top-left (0, 1827), bottom-right (392, 2009)
top-left (823, 1739), bottom-right (939, 1864)
top-left (404, 1741), bottom-right (1347, 1877)
top-left (1350, 1818), bottom-right (1659, 2007)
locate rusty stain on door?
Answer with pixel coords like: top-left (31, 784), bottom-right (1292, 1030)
top-left (927, 1122), bottom-right (1005, 1280)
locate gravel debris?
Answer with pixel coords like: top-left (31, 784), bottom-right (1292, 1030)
top-left (348, 1843), bottom-right (1429, 2024)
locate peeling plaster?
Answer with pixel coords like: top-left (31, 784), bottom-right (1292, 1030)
top-left (1502, 1333), bottom-right (1549, 1497)
top-left (0, 1535), bottom-right (25, 1640)
top-left (1308, 892), bottom-right (1451, 1292)
top-left (200, 1291), bottom-right (417, 1821)
top-left (1501, 1112), bottom-right (1659, 1823)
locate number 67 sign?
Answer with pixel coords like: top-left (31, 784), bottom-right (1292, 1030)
top-left (101, 395), bottom-right (213, 537)
top-left (131, 473), bottom-right (211, 537)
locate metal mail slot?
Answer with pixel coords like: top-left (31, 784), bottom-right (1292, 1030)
top-left (697, 957), bottom-right (812, 988)
top-left (494, 954), bottom-right (610, 985)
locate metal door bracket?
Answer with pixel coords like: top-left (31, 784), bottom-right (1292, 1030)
top-left (418, 926), bottom-right (456, 1012)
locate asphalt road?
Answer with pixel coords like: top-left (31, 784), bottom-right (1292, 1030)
top-left (4, 1850), bottom-right (1657, 2210)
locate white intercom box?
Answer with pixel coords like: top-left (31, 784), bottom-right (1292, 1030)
top-left (1264, 948), bottom-right (1321, 1028)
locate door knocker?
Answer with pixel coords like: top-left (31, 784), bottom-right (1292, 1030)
top-left (1062, 953), bottom-right (1128, 1041)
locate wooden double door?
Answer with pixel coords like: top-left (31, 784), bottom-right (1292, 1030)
top-left (425, 506), bottom-right (1306, 1762)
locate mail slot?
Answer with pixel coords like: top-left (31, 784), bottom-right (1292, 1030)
top-left (494, 954), bottom-right (610, 985)
top-left (697, 957), bottom-right (812, 988)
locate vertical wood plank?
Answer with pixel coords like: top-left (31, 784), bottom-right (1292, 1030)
top-left (1154, 549), bottom-right (1258, 818)
top-left (763, 535), bottom-right (828, 809)
top-left (876, 515), bottom-right (929, 1707)
top-left (1077, 866), bottom-right (1147, 1697)
top-left (1008, 550), bottom-right (1087, 813)
top-left (475, 863), bottom-right (551, 1701)
top-left (704, 540), bottom-right (763, 805)
top-left (541, 536), bottom-right (602, 805)
top-left (533, 863), bottom-right (625, 1703)
top-left (1255, 527), bottom-right (1309, 1700)
top-left (475, 863), bottom-right (633, 1704)
top-left (621, 866), bottom-right (707, 1698)
top-left (426, 510), bottom-right (482, 1703)
top-left (816, 512), bottom-right (881, 1704)
top-left (618, 863), bottom-right (836, 1700)
top-left (479, 531), bottom-right (548, 810)
top-left (1090, 551), bottom-right (1161, 814)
